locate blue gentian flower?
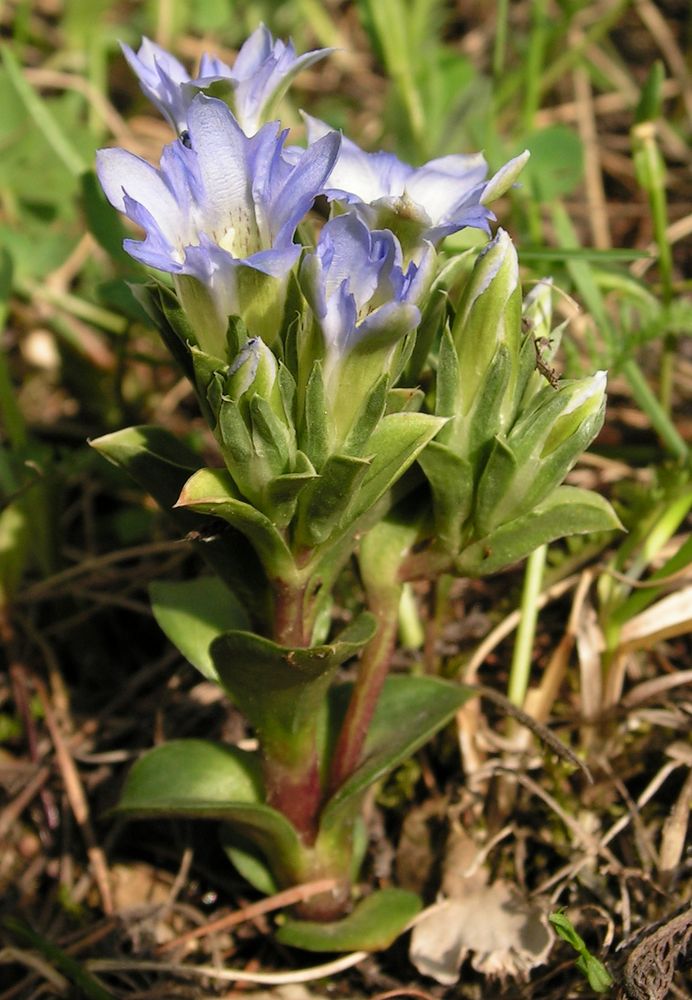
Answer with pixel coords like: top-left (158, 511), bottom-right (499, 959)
top-left (122, 24), bottom-right (330, 136)
top-left (301, 213), bottom-right (432, 372)
top-left (97, 94), bottom-right (340, 355)
top-left (300, 213), bottom-right (433, 441)
top-left (302, 114), bottom-right (529, 257)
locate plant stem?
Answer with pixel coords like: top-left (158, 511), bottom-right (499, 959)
top-left (263, 577), bottom-right (323, 842)
top-left (263, 750), bottom-right (323, 846)
top-left (493, 0), bottom-right (510, 80)
top-left (522, 0), bottom-right (549, 134)
top-left (508, 544), bottom-right (547, 708)
top-left (328, 587), bottom-right (401, 793)
top-left (632, 120), bottom-right (675, 412)
top-left (621, 357), bottom-right (687, 461)
top-left (273, 577), bottom-right (310, 649)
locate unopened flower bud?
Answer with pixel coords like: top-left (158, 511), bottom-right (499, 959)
top-left (452, 228), bottom-right (522, 422)
top-left (475, 371), bottom-right (607, 533)
top-left (226, 336), bottom-right (279, 404)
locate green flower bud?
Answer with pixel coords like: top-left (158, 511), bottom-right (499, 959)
top-left (453, 228), bottom-right (522, 418)
top-left (522, 278), bottom-right (554, 346)
top-left (214, 338), bottom-right (307, 523)
top-left (541, 371), bottom-right (606, 457)
top-left (438, 229), bottom-right (523, 465)
top-left (475, 371), bottom-right (607, 534)
top-left (226, 336), bottom-right (280, 407)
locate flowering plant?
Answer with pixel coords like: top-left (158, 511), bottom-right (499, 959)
top-left (93, 26), bottom-right (620, 951)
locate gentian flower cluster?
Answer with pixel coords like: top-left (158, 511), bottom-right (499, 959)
top-left (94, 26), bottom-right (619, 948)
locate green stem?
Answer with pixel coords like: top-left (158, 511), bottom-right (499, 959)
top-left (493, 0), bottom-right (510, 80)
top-left (263, 578), bottom-right (321, 843)
top-left (0, 254), bottom-right (25, 452)
top-left (632, 121), bottom-right (675, 412)
top-left (522, 0), bottom-right (550, 134)
top-left (262, 746), bottom-right (323, 846)
top-left (621, 357), bottom-right (687, 461)
top-left (328, 586), bottom-right (401, 793)
top-left (507, 544), bottom-right (547, 707)
top-left (273, 577), bottom-right (311, 649)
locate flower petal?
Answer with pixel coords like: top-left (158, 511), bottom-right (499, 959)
top-left (121, 38), bottom-right (190, 131)
top-left (405, 153), bottom-right (488, 224)
top-left (186, 95), bottom-right (260, 251)
top-left (268, 131), bottom-right (341, 245)
top-left (480, 149), bottom-right (530, 205)
top-left (96, 147), bottom-right (182, 250)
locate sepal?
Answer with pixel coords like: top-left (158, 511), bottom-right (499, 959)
top-left (475, 372), bottom-right (607, 533)
top-left (345, 413), bottom-right (447, 528)
top-left (457, 486), bottom-right (623, 576)
top-left (417, 442), bottom-right (473, 552)
top-left (295, 454), bottom-right (372, 548)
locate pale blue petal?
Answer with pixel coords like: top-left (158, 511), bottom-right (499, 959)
top-left (304, 114), bottom-right (412, 203)
top-left (121, 38), bottom-right (190, 131)
top-left (323, 279), bottom-right (358, 356)
top-left (232, 24), bottom-right (275, 79)
top-left (267, 131), bottom-right (341, 245)
top-left (356, 301), bottom-right (420, 348)
top-left (315, 214), bottom-right (380, 306)
top-left (122, 193), bottom-right (181, 271)
top-left (96, 147), bottom-right (182, 248)
top-left (405, 152), bottom-right (488, 223)
top-left (185, 96), bottom-right (259, 251)
top-left (198, 52), bottom-right (234, 80)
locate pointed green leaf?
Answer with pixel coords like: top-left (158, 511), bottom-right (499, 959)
top-left (90, 425), bottom-right (202, 518)
top-left (210, 614), bottom-right (377, 759)
top-left (341, 373), bottom-right (389, 456)
top-left (404, 288), bottom-right (448, 384)
top-left (295, 453), bottom-right (372, 548)
top-left (118, 740), bottom-right (262, 812)
top-left (473, 435), bottom-right (518, 537)
top-left (218, 397), bottom-right (253, 469)
top-left (303, 361), bottom-right (330, 469)
top-left (129, 282), bottom-right (197, 388)
top-left (116, 739), bottom-right (303, 886)
top-left (435, 328), bottom-right (459, 419)
top-left (265, 453), bottom-right (318, 527)
top-left (457, 486), bottom-right (624, 576)
top-left (250, 395), bottom-right (291, 474)
top-left (322, 676), bottom-right (475, 829)
top-left (276, 888), bottom-right (421, 953)
top-left (346, 413), bottom-right (447, 527)
top-left (221, 827), bottom-right (280, 895)
top-left (90, 426), bottom-right (270, 621)
top-left (175, 467), bottom-right (295, 576)
top-left (385, 387), bottom-right (425, 414)
top-left (417, 441), bottom-right (473, 550)
top-left (149, 576), bottom-right (250, 682)
top-left (192, 346), bottom-right (227, 419)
